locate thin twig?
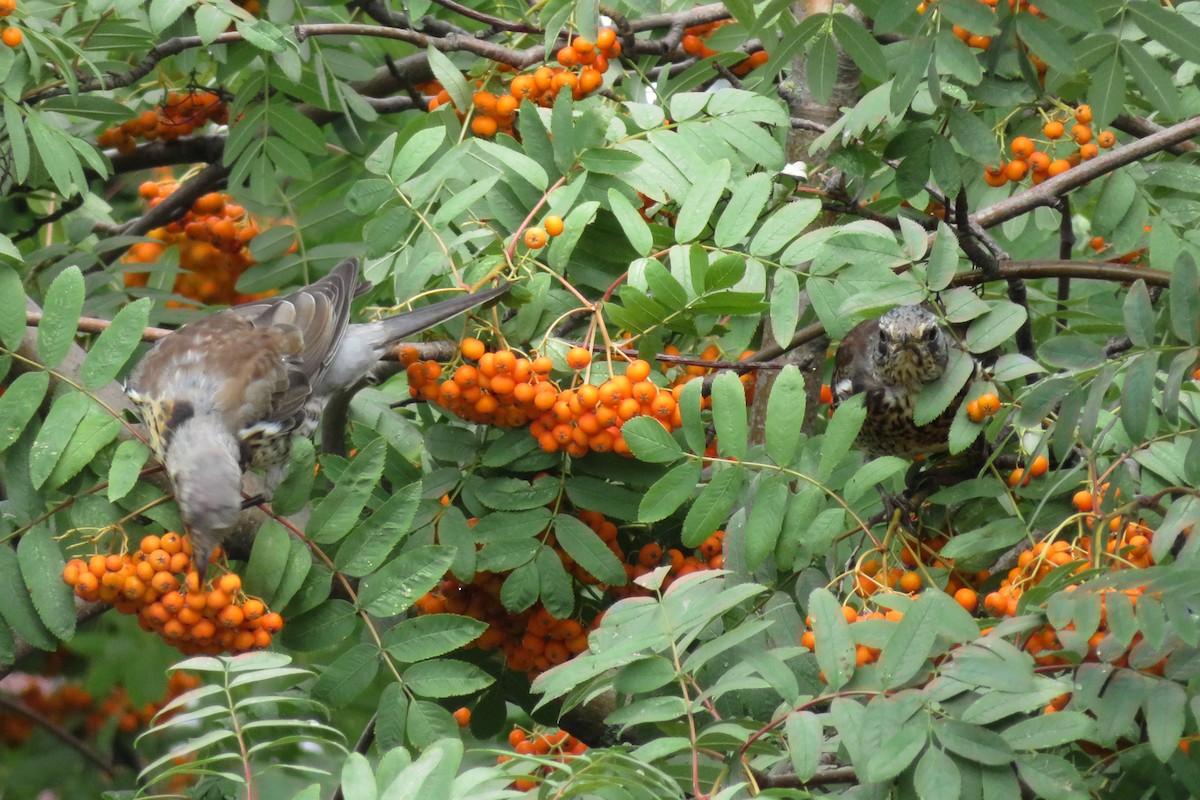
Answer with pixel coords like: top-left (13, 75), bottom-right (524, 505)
top-left (0, 692), bottom-right (119, 776)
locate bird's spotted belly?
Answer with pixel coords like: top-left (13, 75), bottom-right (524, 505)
top-left (857, 389), bottom-right (952, 457)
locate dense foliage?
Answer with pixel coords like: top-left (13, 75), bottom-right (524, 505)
top-left (1, 0), bottom-right (1200, 797)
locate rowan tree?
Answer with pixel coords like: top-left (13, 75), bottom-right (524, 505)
top-left (1, 0), bottom-right (1199, 797)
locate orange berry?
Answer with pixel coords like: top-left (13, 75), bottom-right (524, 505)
top-left (1043, 120), bottom-right (1065, 139)
top-left (984, 165), bottom-right (1008, 187)
top-left (1047, 159), bottom-right (1071, 176)
top-left (1079, 143), bottom-right (1099, 160)
top-left (1008, 468), bottom-right (1030, 488)
top-left (1098, 130), bottom-right (1115, 148)
top-left (976, 393), bottom-right (1001, 416)
top-left (524, 227), bottom-right (548, 249)
top-left (495, 94), bottom-right (518, 115)
top-left (217, 605), bottom-right (245, 628)
top-left (638, 542), bottom-right (663, 567)
top-left (260, 612), bottom-right (284, 633)
top-left (1072, 491), bottom-right (1094, 513)
top-left (1071, 123), bottom-right (1092, 145)
top-left (508, 727), bottom-right (527, 747)
top-left (1005, 160), bottom-right (1029, 181)
top-left (1074, 104), bottom-right (1092, 124)
top-left (218, 573), bottom-right (241, 594)
top-left (543, 215), bottom-right (564, 237)
top-left (820, 384), bottom-right (833, 404)
top-left (453, 707), bottom-right (471, 727)
top-left (556, 46), bottom-right (578, 67)
top-left (566, 347), bottom-right (592, 370)
top-left (2, 26), bottom-right (22, 47)
top-left (966, 399), bottom-right (984, 423)
top-left (954, 588), bottom-right (978, 612)
top-left (471, 116), bottom-right (498, 138)
top-left (681, 34), bottom-right (704, 55)
top-left (1028, 151), bottom-right (1051, 172)
top-left (510, 74), bottom-right (536, 99)
top-left (967, 34), bottom-right (991, 49)
top-left (1028, 455), bottom-right (1049, 478)
top-left (596, 28), bottom-right (616, 51)
top-left (1010, 136), bottom-right (1034, 159)
top-left (472, 91), bottom-right (496, 113)
top-left (899, 571), bottom-right (922, 593)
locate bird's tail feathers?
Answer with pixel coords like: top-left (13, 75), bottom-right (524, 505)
top-left (378, 283), bottom-right (509, 344)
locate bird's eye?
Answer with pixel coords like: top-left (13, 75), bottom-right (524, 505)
top-left (923, 326), bottom-right (939, 341)
top-left (876, 339), bottom-right (888, 357)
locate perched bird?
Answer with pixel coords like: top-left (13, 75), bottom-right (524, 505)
top-left (832, 304), bottom-right (967, 457)
top-left (126, 258), bottom-right (508, 574)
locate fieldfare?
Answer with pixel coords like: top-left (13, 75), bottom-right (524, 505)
top-left (832, 304), bottom-right (967, 458)
top-left (126, 258), bottom-right (508, 574)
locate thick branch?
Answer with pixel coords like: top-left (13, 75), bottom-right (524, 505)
top-left (971, 115), bottom-right (1200, 229)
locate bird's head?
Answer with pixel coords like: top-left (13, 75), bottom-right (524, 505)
top-left (162, 414), bottom-right (242, 575)
top-left (873, 305), bottom-right (948, 387)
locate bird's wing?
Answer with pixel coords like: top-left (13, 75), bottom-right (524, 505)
top-left (227, 258), bottom-right (369, 427)
top-left (832, 317), bottom-right (879, 404)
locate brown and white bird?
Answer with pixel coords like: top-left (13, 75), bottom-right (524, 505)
top-left (126, 258), bottom-right (508, 574)
top-left (832, 304), bottom-right (967, 457)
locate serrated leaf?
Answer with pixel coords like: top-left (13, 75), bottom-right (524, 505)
top-left (714, 173), bottom-right (772, 247)
top-left (711, 371), bottom-right (748, 460)
top-left (312, 643), bottom-right (380, 706)
top-left (1123, 280), bottom-right (1155, 347)
top-left (1170, 255), bottom-right (1199, 344)
top-left (622, 416), bottom-right (683, 463)
top-left (820, 394), bottom-right (866, 481)
top-left (382, 614), bottom-right (486, 663)
top-left (1120, 351), bottom-right (1157, 442)
top-left (1128, 1), bottom-right (1200, 74)
top-left (765, 364), bottom-right (806, 466)
top-left (786, 711), bottom-right (822, 781)
top-left (1001, 712), bottom-right (1096, 750)
top-left (425, 47), bottom-right (470, 112)
top-left (0, 371), bottom-right (50, 453)
top-left (391, 127), bottom-right (446, 186)
top-left (554, 515), bottom-right (625, 585)
top-left (927, 222), bottom-right (959, 292)
top-left (832, 13), bottom-right (887, 80)
top-left (914, 746), bottom-right (960, 800)
top-left (770, 270), bottom-right (800, 350)
top-left (750, 199), bottom-right (821, 258)
top-left (877, 591), bottom-right (938, 687)
top-left (639, 461), bottom-right (701, 523)
top-left (359, 546), bottom-right (456, 616)
top-left (28, 393), bottom-right (89, 489)
top-left (82, 298), bottom-right (151, 390)
top-left (808, 587), bottom-right (855, 689)
top-left (281, 599), bottom-right (359, 651)
top-left (243, 520), bottom-right (292, 605)
top-left (914, 347), bottom-right (974, 426)
top-left (0, 545), bottom-right (56, 651)
top-left (336, 484), bottom-right (421, 577)
top-left (309, 438), bottom-right (387, 543)
top-left (148, 0), bottom-right (191, 33)
top-left (403, 659), bottom-right (494, 698)
top-left (965, 302), bottom-right (1027, 353)
top-left (743, 476), bottom-right (789, 570)
top-left (681, 468), bottom-right (746, 547)
top-left (606, 188), bottom-right (653, 256)
top-left (37, 266), bottom-right (85, 369)
top-left (17, 528), bottom-right (74, 641)
top-left (675, 159), bottom-right (730, 243)
top-left (107, 439), bottom-right (150, 502)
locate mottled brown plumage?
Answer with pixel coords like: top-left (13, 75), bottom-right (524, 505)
top-left (126, 258), bottom-right (508, 573)
top-left (832, 305), bottom-right (968, 457)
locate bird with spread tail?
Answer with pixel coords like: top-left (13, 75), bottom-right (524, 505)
top-left (126, 258), bottom-right (508, 574)
top-left (832, 304), bottom-right (971, 458)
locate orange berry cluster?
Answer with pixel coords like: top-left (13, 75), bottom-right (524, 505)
top-left (964, 391), bottom-right (1001, 423)
top-left (983, 523), bottom-right (1155, 622)
top-left (451, 28), bottom-right (620, 139)
top-left (801, 604), bottom-right (902, 674)
top-left (613, 528), bottom-right (726, 598)
top-left (851, 537), bottom-right (982, 610)
top-left (921, 0), bottom-right (1046, 57)
top-left (1006, 454), bottom-right (1049, 488)
top-left (61, 533), bottom-right (283, 655)
top-left (680, 21), bottom-right (768, 76)
top-left (97, 91), bottom-right (228, 155)
top-left (123, 178), bottom-right (276, 308)
top-left (415, 577), bottom-right (597, 679)
top-left (499, 726), bottom-right (589, 792)
top-left (522, 215), bottom-right (563, 249)
top-left (0, 0), bottom-right (20, 47)
top-left (988, 107), bottom-right (1117, 187)
top-left (0, 671), bottom-right (201, 746)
